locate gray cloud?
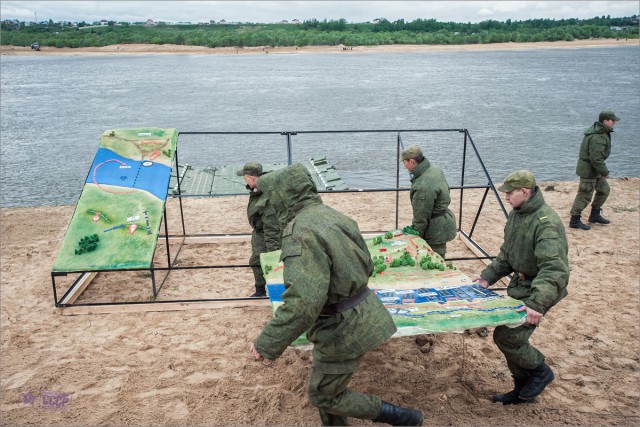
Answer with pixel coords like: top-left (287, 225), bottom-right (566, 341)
top-left (1, 1), bottom-right (638, 24)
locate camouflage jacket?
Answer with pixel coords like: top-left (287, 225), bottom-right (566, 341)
top-left (481, 188), bottom-right (569, 315)
top-left (575, 122), bottom-right (612, 179)
top-left (247, 188), bottom-right (281, 251)
top-left (410, 158), bottom-right (457, 245)
top-left (254, 164), bottom-right (396, 366)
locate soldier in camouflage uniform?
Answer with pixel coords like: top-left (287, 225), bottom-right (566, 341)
top-left (474, 170), bottom-right (569, 405)
top-left (250, 163), bottom-right (423, 426)
top-left (237, 162), bottom-right (281, 297)
top-left (401, 145), bottom-right (457, 259)
top-left (569, 111), bottom-right (620, 230)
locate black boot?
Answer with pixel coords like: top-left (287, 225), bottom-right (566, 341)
top-left (519, 362), bottom-right (554, 400)
top-left (372, 401), bottom-right (423, 426)
top-left (569, 215), bottom-right (591, 230)
top-left (588, 208), bottom-right (611, 224)
top-left (319, 409), bottom-right (349, 426)
top-left (250, 284), bottom-right (267, 298)
top-left (492, 375), bottom-right (528, 405)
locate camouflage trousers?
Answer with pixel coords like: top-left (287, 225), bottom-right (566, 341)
top-left (570, 177), bottom-right (610, 216)
top-left (307, 357), bottom-right (381, 424)
top-left (250, 229), bottom-right (266, 288)
top-left (493, 323), bottom-right (544, 374)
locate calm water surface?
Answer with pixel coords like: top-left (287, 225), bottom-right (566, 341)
top-left (1, 46), bottom-right (638, 207)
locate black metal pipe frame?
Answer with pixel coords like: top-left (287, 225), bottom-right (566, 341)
top-left (469, 188), bottom-right (491, 240)
top-left (167, 185), bottom-right (491, 199)
top-left (51, 129), bottom-right (506, 308)
top-left (459, 131), bottom-right (468, 231)
top-left (464, 130), bottom-right (509, 219)
top-left (395, 132), bottom-right (402, 230)
top-left (173, 148), bottom-right (187, 236)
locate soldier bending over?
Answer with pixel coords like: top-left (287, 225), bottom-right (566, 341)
top-left (250, 163), bottom-right (423, 426)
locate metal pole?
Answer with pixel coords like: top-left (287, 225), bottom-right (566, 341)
top-left (173, 148), bottom-right (186, 236)
top-left (163, 204), bottom-right (171, 268)
top-left (465, 132), bottom-right (508, 219)
top-left (151, 268), bottom-right (157, 299)
top-left (395, 132), bottom-right (402, 230)
top-left (469, 187), bottom-right (490, 239)
top-left (51, 272), bottom-right (59, 306)
top-left (284, 132), bottom-right (294, 165)
top-left (459, 131), bottom-right (468, 231)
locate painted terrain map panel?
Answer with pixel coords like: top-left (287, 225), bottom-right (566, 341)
top-left (261, 230), bottom-right (525, 345)
top-left (53, 128), bottom-right (178, 272)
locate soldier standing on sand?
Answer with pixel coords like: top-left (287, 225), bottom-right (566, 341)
top-left (237, 162), bottom-right (281, 297)
top-left (249, 163), bottom-right (423, 426)
top-left (474, 170), bottom-right (569, 405)
top-left (569, 111), bottom-right (620, 230)
top-left (401, 145), bottom-right (457, 259)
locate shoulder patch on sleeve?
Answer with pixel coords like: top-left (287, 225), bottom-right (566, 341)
top-left (537, 212), bottom-right (549, 223)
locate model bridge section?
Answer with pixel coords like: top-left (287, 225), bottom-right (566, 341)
top-left (169, 157), bottom-right (347, 195)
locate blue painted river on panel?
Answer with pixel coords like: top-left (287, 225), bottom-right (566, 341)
top-left (86, 148), bottom-right (172, 201)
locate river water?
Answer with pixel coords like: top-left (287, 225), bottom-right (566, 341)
top-left (1, 46), bottom-right (638, 207)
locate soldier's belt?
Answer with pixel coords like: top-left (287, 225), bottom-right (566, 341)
top-left (320, 286), bottom-right (371, 316)
top-left (431, 210), bottom-right (447, 218)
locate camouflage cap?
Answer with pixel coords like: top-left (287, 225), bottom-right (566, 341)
top-left (599, 111), bottom-right (621, 122)
top-left (497, 170), bottom-right (537, 192)
top-left (236, 162), bottom-right (263, 177)
top-left (401, 145), bottom-right (423, 161)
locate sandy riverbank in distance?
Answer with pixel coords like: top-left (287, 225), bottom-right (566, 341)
top-left (1, 38), bottom-right (637, 56)
top-left (1, 177), bottom-right (639, 425)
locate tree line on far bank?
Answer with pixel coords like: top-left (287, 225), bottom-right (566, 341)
top-left (1, 15), bottom-right (637, 49)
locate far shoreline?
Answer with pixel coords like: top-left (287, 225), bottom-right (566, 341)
top-left (1, 38), bottom-right (637, 56)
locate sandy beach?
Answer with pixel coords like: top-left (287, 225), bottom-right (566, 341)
top-left (1, 38), bottom-right (637, 56)
top-left (1, 176), bottom-right (638, 426)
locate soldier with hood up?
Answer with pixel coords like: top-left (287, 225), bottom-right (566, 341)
top-left (237, 162), bottom-right (281, 297)
top-left (249, 163), bottom-right (423, 426)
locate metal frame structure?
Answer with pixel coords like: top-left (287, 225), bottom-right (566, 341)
top-left (50, 128), bottom-right (508, 312)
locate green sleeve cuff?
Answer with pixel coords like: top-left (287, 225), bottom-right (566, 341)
top-left (524, 300), bottom-right (546, 315)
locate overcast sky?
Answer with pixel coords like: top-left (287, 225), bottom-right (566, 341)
top-left (1, 1), bottom-right (638, 24)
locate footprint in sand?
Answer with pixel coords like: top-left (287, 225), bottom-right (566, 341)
top-left (185, 371), bottom-right (226, 384)
top-left (164, 400), bottom-right (189, 420)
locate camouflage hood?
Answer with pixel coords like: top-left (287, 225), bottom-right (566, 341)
top-left (584, 121), bottom-right (611, 136)
top-left (257, 163), bottom-right (322, 227)
top-left (410, 156), bottom-right (432, 180)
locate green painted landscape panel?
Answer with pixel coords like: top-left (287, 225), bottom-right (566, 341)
top-left (53, 128), bottom-right (178, 272)
top-left (261, 230), bottom-right (526, 345)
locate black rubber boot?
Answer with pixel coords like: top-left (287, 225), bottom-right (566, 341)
top-left (250, 285), bottom-right (267, 298)
top-left (372, 401), bottom-right (423, 426)
top-left (588, 208), bottom-right (611, 224)
top-left (319, 409), bottom-right (349, 426)
top-left (569, 215), bottom-right (591, 230)
top-left (519, 362), bottom-right (554, 400)
top-left (492, 375), bottom-right (528, 405)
